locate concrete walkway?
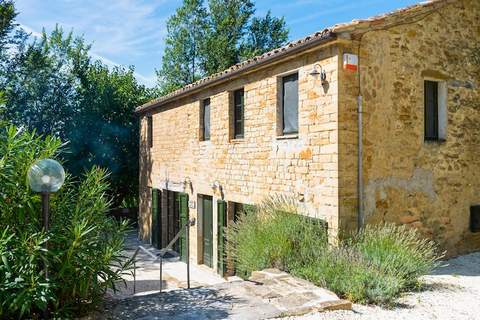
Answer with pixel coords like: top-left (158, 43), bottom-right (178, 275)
top-left (99, 231), bottom-right (350, 319)
top-left (104, 269), bottom-right (350, 320)
top-left (112, 231), bottom-right (227, 298)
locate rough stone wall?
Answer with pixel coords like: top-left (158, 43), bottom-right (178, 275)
top-left (337, 42), bottom-right (361, 235)
top-left (339, 0), bottom-right (480, 256)
top-left (139, 46), bottom-right (341, 266)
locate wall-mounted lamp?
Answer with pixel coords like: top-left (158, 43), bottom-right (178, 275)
top-left (212, 180), bottom-right (221, 190)
top-left (309, 63), bottom-right (327, 84)
top-left (212, 180), bottom-right (224, 199)
top-left (183, 177), bottom-right (192, 192)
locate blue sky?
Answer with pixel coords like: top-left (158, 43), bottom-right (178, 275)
top-left (16, 0), bottom-right (420, 87)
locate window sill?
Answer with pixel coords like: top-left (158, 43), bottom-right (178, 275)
top-left (277, 134), bottom-right (299, 140)
top-left (424, 138), bottom-right (446, 144)
top-left (230, 137), bottom-right (245, 143)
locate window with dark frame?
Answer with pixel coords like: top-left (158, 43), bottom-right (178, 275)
top-left (202, 98), bottom-right (211, 141)
top-left (424, 80), bottom-right (439, 141)
top-left (282, 73), bottom-right (299, 135)
top-left (147, 116), bottom-right (153, 148)
top-left (233, 88), bottom-right (244, 139)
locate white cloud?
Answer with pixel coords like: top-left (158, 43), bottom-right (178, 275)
top-left (15, 0), bottom-right (177, 88)
top-left (18, 23), bottom-right (157, 87)
top-left (19, 23), bottom-right (42, 38)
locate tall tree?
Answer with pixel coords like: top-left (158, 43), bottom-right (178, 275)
top-left (202, 0), bottom-right (254, 74)
top-left (2, 26), bottom-right (90, 138)
top-left (1, 20), bottom-right (150, 204)
top-left (239, 11), bottom-right (288, 60)
top-left (68, 62), bottom-right (150, 202)
top-left (0, 0), bottom-right (16, 51)
top-left (157, 0), bottom-right (289, 94)
top-left (157, 0), bottom-right (208, 94)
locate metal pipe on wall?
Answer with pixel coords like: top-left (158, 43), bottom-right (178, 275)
top-left (357, 95), bottom-right (364, 231)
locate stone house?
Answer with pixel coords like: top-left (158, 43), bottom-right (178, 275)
top-left (136, 0), bottom-right (480, 274)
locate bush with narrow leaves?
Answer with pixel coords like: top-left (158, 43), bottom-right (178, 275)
top-left (350, 223), bottom-right (443, 289)
top-left (226, 195), bottom-right (327, 279)
top-left (0, 124), bottom-right (132, 318)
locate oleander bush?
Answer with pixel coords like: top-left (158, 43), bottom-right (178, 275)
top-left (0, 124), bottom-right (132, 318)
top-left (227, 196), bottom-right (442, 306)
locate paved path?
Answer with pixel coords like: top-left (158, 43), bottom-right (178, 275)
top-left (103, 269), bottom-right (349, 320)
top-left (283, 251), bottom-right (480, 320)
top-left (111, 231), bottom-right (227, 298)
top-left (100, 232), bottom-right (349, 319)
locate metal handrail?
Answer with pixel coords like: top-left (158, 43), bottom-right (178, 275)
top-left (131, 218), bottom-right (196, 294)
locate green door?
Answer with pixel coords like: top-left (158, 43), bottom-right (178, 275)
top-left (202, 196), bottom-right (213, 267)
top-left (177, 193), bottom-right (189, 262)
top-left (217, 200), bottom-right (227, 276)
top-left (151, 188), bottom-right (160, 249)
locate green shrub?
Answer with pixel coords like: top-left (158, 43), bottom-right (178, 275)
top-left (0, 124), bottom-right (132, 318)
top-left (228, 196), bottom-right (442, 306)
top-left (226, 195), bottom-right (328, 279)
top-left (0, 228), bottom-right (52, 316)
top-left (294, 247), bottom-right (403, 305)
top-left (350, 223), bottom-right (443, 289)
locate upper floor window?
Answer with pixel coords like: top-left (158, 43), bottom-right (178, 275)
top-left (424, 79), bottom-right (447, 142)
top-left (201, 98), bottom-right (211, 141)
top-left (233, 88), bottom-right (244, 139)
top-left (281, 73), bottom-right (299, 135)
top-left (147, 116), bottom-right (153, 148)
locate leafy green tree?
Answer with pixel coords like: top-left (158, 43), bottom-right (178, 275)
top-left (0, 18), bottom-right (150, 204)
top-left (157, 0), bottom-right (289, 94)
top-left (2, 26), bottom-right (90, 138)
top-left (0, 0), bottom-right (16, 51)
top-left (68, 62), bottom-right (150, 203)
top-left (240, 11), bottom-right (288, 60)
top-left (157, 0), bottom-right (208, 94)
top-left (202, 0), bottom-right (254, 74)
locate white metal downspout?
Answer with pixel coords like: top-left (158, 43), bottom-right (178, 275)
top-left (356, 33), bottom-right (365, 233)
top-left (357, 94), bottom-right (364, 231)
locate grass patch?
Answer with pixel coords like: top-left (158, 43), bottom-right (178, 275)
top-left (227, 196), bottom-right (443, 306)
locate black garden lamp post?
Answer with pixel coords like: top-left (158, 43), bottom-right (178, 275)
top-left (27, 159), bottom-right (65, 276)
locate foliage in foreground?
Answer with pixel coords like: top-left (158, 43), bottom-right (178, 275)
top-left (0, 124), bottom-right (132, 318)
top-left (227, 196), bottom-right (442, 305)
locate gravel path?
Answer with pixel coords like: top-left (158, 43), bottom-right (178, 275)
top-left (283, 251), bottom-right (480, 320)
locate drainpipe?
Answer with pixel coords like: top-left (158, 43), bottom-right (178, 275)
top-left (357, 94), bottom-right (364, 231)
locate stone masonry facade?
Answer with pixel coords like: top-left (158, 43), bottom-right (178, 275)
top-left (138, 0), bottom-right (480, 271)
